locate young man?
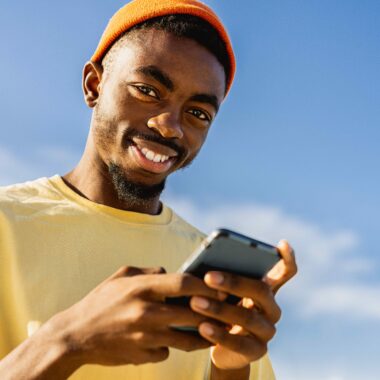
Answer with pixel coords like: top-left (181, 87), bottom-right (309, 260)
top-left (0, 1), bottom-right (297, 379)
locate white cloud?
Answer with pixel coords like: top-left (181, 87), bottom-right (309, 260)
top-left (303, 284), bottom-right (380, 319)
top-left (165, 196), bottom-right (380, 321)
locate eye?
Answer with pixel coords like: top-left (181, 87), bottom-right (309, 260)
top-left (134, 85), bottom-right (159, 99)
top-left (187, 108), bottom-right (212, 122)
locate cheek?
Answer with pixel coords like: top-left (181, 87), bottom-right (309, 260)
top-left (98, 80), bottom-right (132, 119)
top-left (92, 87), bottom-right (136, 155)
top-left (181, 129), bottom-right (208, 164)
top-left (190, 128), bottom-right (209, 150)
top-left (92, 122), bottom-right (119, 159)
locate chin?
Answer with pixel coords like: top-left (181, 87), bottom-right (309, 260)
top-left (108, 162), bottom-right (166, 202)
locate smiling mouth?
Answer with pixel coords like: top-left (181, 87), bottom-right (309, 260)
top-left (139, 146), bottom-right (172, 163)
top-left (129, 139), bottom-right (179, 174)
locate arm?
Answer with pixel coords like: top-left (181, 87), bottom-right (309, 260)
top-left (0, 266), bottom-right (221, 379)
top-left (0, 314), bottom-right (80, 380)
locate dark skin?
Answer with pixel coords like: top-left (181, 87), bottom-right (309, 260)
top-left (63, 28), bottom-right (225, 214)
top-left (0, 29), bottom-right (297, 380)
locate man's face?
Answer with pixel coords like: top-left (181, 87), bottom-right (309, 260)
top-left (89, 28), bottom-right (226, 190)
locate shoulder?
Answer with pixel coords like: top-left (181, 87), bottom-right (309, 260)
top-left (0, 176), bottom-right (54, 202)
top-left (163, 203), bottom-right (207, 243)
top-left (0, 176), bottom-right (62, 219)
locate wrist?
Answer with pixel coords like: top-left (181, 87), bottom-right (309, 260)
top-left (46, 310), bottom-right (85, 366)
top-left (0, 313), bottom-right (82, 380)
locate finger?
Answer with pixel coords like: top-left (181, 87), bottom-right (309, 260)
top-left (145, 266), bottom-right (167, 275)
top-left (264, 240), bottom-right (297, 293)
top-left (133, 301), bottom-right (214, 328)
top-left (204, 272), bottom-right (281, 324)
top-left (95, 266), bottom-right (145, 289)
top-left (155, 328), bottom-right (212, 352)
top-left (198, 322), bottom-right (267, 362)
top-left (145, 347), bottom-right (170, 363)
top-left (144, 273), bottom-right (221, 300)
top-left (276, 240), bottom-right (297, 276)
top-left (190, 297), bottom-right (276, 342)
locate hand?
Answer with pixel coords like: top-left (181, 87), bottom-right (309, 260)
top-left (53, 266), bottom-right (221, 367)
top-left (189, 240), bottom-right (297, 371)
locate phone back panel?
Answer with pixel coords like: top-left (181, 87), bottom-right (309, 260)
top-left (181, 229), bottom-right (280, 280)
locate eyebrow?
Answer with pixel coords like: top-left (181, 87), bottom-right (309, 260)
top-left (189, 94), bottom-right (220, 113)
top-left (135, 65), bottom-right (174, 91)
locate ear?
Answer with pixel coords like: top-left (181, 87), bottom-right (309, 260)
top-left (82, 61), bottom-right (103, 108)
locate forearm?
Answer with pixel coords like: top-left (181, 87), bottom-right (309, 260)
top-left (0, 315), bottom-right (81, 380)
top-left (210, 362), bottom-right (250, 380)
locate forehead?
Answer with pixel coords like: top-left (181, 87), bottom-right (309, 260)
top-left (106, 28), bottom-right (226, 99)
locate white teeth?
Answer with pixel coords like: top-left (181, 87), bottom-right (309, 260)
top-left (146, 151), bottom-right (155, 161)
top-left (139, 146), bottom-right (170, 163)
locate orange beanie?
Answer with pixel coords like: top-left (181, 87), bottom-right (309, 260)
top-left (91, 0), bottom-right (235, 95)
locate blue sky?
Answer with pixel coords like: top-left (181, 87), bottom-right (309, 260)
top-left (1, 1), bottom-right (379, 378)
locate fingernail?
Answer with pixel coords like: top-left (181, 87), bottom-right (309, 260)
top-left (206, 272), bottom-right (224, 285)
top-left (192, 296), bottom-right (210, 309)
top-left (200, 323), bottom-right (214, 336)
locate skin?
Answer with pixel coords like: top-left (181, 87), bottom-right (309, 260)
top-left (63, 28), bottom-right (225, 214)
top-left (0, 29), bottom-right (297, 380)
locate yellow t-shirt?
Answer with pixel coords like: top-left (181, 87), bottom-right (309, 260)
top-left (0, 175), bottom-right (275, 379)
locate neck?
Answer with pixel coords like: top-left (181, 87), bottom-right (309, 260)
top-left (62, 137), bottom-right (162, 215)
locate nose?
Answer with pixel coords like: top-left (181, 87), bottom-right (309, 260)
top-left (147, 112), bottom-right (184, 140)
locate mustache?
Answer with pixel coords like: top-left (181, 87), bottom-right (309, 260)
top-left (124, 130), bottom-right (187, 160)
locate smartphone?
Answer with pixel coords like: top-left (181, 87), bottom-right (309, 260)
top-left (167, 228), bottom-right (281, 317)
